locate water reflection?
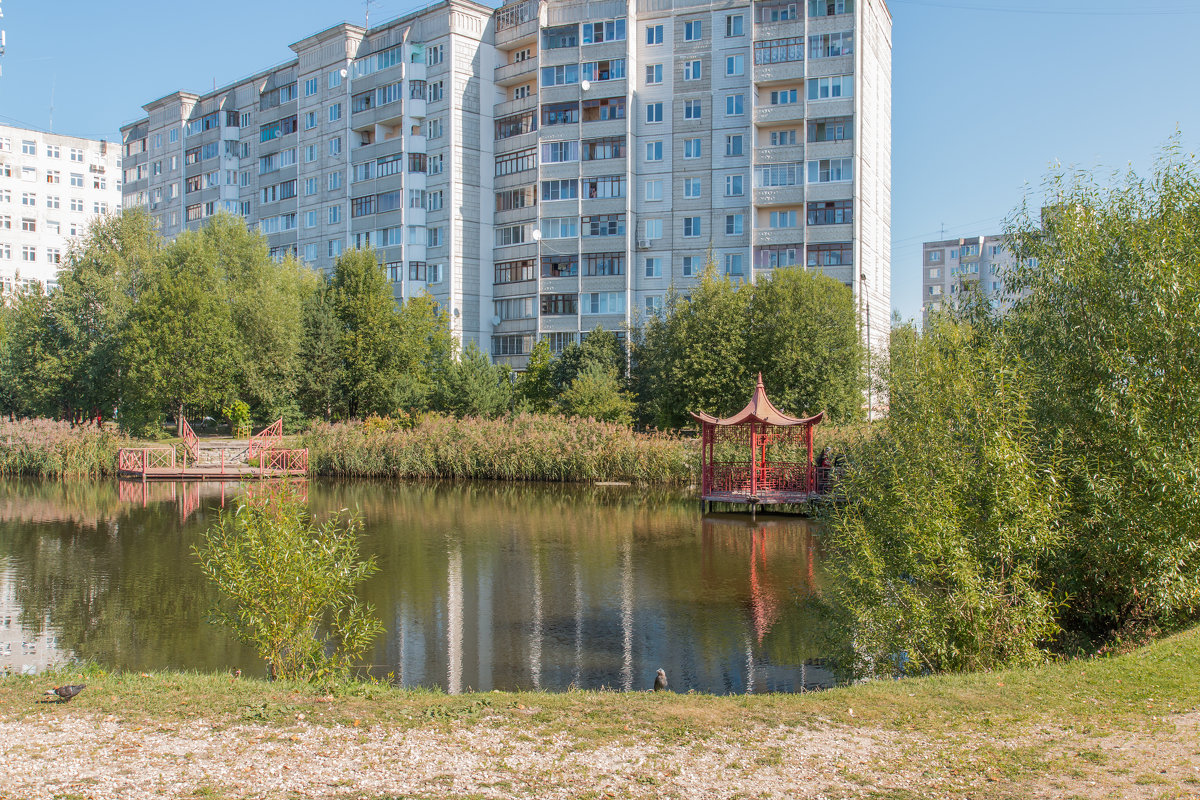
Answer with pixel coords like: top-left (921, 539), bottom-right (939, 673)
top-left (0, 478), bottom-right (842, 692)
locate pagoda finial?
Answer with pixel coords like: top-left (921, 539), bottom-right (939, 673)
top-left (757, 372), bottom-right (764, 387)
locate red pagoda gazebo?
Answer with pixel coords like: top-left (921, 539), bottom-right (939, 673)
top-left (691, 374), bottom-right (825, 510)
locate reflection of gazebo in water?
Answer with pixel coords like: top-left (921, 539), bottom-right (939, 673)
top-left (691, 374), bottom-right (825, 511)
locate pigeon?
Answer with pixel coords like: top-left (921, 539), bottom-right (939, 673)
top-left (653, 669), bottom-right (668, 692)
top-left (44, 684), bottom-right (86, 703)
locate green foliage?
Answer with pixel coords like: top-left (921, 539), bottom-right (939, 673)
top-left (0, 418), bottom-right (124, 476)
top-left (297, 279), bottom-right (343, 421)
top-left (436, 340), bottom-right (513, 418)
top-left (194, 488), bottom-right (383, 683)
top-left (558, 362), bottom-right (635, 425)
top-left (828, 316), bottom-right (1063, 676)
top-left (222, 399), bottom-right (251, 429)
top-left (331, 249), bottom-right (403, 418)
top-left (2, 286), bottom-right (69, 418)
top-left (393, 292), bottom-right (455, 412)
top-left (515, 338), bottom-right (556, 413)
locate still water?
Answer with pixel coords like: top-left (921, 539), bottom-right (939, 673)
top-left (0, 479), bottom-right (837, 693)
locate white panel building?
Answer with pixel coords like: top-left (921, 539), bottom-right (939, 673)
top-left (120, 0), bottom-right (890, 363)
top-left (0, 125), bottom-right (122, 295)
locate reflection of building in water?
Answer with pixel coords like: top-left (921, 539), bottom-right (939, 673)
top-left (0, 566), bottom-right (72, 675)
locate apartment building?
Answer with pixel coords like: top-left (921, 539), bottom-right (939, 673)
top-left (921, 234), bottom-right (1028, 321)
top-left (121, 0), bottom-right (890, 364)
top-left (0, 124), bottom-right (122, 296)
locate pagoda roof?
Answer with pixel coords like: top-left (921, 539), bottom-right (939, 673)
top-left (690, 374), bottom-right (825, 428)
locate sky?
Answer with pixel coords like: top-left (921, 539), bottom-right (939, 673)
top-left (3, 0), bottom-right (1200, 323)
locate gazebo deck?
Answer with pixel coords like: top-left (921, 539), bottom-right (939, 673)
top-left (702, 490), bottom-right (823, 506)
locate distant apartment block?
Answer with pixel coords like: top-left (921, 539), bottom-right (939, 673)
top-left (921, 233), bottom-right (1032, 320)
top-left (0, 124), bottom-right (122, 295)
top-left (121, 0), bottom-right (891, 366)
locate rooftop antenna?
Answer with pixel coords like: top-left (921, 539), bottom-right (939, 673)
top-left (49, 76), bottom-right (55, 132)
top-left (939, 222), bottom-right (945, 239)
top-left (364, 0), bottom-right (378, 28)
top-left (0, 0), bottom-right (7, 79)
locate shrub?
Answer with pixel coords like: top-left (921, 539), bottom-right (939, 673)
top-left (0, 419), bottom-right (124, 477)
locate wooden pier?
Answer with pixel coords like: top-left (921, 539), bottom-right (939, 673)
top-left (117, 418), bottom-right (308, 482)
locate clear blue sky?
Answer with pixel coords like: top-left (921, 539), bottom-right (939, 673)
top-left (3, 0), bottom-right (1199, 323)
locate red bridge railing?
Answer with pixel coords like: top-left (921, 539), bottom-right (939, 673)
top-left (249, 418), bottom-right (283, 458)
top-left (260, 448), bottom-right (308, 475)
top-left (180, 416), bottom-right (200, 463)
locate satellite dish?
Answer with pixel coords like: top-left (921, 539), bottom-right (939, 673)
top-left (340, 68), bottom-right (348, 78)
top-left (531, 229), bottom-right (542, 241)
top-left (491, 315), bottom-right (502, 326)
top-left (580, 80), bottom-right (591, 91)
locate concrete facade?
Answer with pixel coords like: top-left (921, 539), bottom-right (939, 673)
top-left (0, 124), bottom-right (122, 295)
top-left (921, 233), bottom-right (1020, 321)
top-left (120, 0), bottom-right (891, 361)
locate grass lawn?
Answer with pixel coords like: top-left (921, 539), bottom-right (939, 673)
top-left (2, 625), bottom-right (1198, 798)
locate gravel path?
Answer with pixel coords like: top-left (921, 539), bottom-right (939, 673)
top-left (0, 713), bottom-right (894, 799)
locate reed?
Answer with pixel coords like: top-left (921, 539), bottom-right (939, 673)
top-left (0, 419), bottom-right (125, 477)
top-left (302, 413), bottom-right (698, 484)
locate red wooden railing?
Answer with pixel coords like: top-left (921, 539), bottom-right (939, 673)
top-left (249, 418), bottom-right (283, 458)
top-left (180, 416), bottom-right (200, 464)
top-left (117, 447), bottom-right (177, 474)
top-left (259, 448), bottom-right (309, 475)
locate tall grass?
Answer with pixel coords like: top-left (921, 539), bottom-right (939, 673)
top-left (303, 414), bottom-right (697, 484)
top-left (0, 419), bottom-right (125, 477)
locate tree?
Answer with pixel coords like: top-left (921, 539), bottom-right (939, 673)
top-left (436, 340), bottom-right (513, 418)
top-left (331, 249), bottom-right (402, 418)
top-left (515, 337), bottom-right (556, 413)
top-left (747, 267), bottom-right (864, 422)
top-left (3, 286), bottom-right (69, 418)
top-left (559, 362), bottom-right (635, 425)
top-left (297, 278), bottom-right (344, 421)
top-left (194, 488), bottom-right (382, 683)
top-left (394, 292), bottom-right (455, 412)
top-left (121, 231), bottom-right (236, 436)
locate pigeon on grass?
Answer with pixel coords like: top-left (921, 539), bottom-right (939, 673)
top-left (42, 684), bottom-right (86, 703)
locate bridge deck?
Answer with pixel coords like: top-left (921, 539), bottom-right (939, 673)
top-left (119, 466), bottom-right (307, 481)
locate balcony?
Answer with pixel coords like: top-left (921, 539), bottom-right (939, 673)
top-left (754, 103), bottom-right (806, 124)
top-left (755, 143), bottom-right (805, 163)
top-left (754, 18), bottom-right (805, 41)
top-left (496, 57), bottom-right (538, 86)
top-left (753, 59), bottom-right (805, 84)
top-left (495, 0), bottom-right (540, 48)
top-left (494, 94), bottom-right (538, 118)
top-left (754, 228), bottom-right (804, 246)
top-left (754, 184), bottom-right (804, 206)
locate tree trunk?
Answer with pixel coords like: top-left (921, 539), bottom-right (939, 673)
top-left (177, 402), bottom-right (186, 439)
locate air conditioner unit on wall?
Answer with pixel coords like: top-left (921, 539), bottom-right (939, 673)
top-left (637, 238), bottom-right (650, 250)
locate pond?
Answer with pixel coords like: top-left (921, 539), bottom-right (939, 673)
top-left (0, 479), bottom-right (840, 694)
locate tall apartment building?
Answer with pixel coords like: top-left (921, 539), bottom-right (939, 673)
top-left (121, 0), bottom-right (890, 366)
top-left (0, 124), bottom-right (122, 296)
top-left (921, 234), bottom-right (1026, 321)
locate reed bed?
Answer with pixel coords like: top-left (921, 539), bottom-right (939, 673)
top-left (0, 419), bottom-right (125, 477)
top-left (303, 414), bottom-right (698, 484)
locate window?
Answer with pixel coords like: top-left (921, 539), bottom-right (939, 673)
top-left (725, 214), bottom-right (744, 235)
top-left (582, 97), bottom-right (626, 122)
top-left (304, 178), bottom-right (318, 196)
top-left (495, 259), bottom-right (537, 284)
top-left (807, 242), bottom-right (852, 267)
top-left (328, 171), bottom-right (343, 190)
top-left (46, 170), bottom-right (60, 184)
top-left (70, 198), bottom-right (84, 212)
top-left (755, 37), bottom-right (804, 65)
top-left (541, 102), bottom-right (579, 126)
top-left (495, 224), bottom-right (530, 246)
top-left (684, 138), bottom-right (701, 159)
top-left (726, 54), bottom-right (745, 76)
top-left (427, 190), bottom-right (444, 211)
top-left (584, 253), bottom-right (624, 276)
top-left (644, 218), bottom-right (663, 239)
top-left (582, 214), bottom-right (625, 236)
top-left (725, 175), bottom-right (744, 196)
top-left (583, 59), bottom-right (626, 81)
top-left (684, 178), bottom-right (701, 198)
top-left (645, 257), bottom-right (662, 278)
top-left (810, 31), bottom-right (854, 58)
top-left (305, 144), bottom-right (318, 163)
top-left (583, 175), bottom-right (625, 198)
top-left (539, 179), bottom-right (575, 202)
top-left (583, 292), bottom-right (625, 315)
top-left (542, 216), bottom-right (578, 238)
top-left (542, 254), bottom-right (578, 277)
top-left (808, 117), bottom-right (853, 142)
top-left (71, 146), bottom-right (86, 161)
top-left (808, 75), bottom-right (854, 100)
top-left (684, 100), bottom-right (702, 120)
top-left (684, 20), bottom-right (703, 40)
top-left (429, 82), bottom-right (444, 102)
top-left (756, 245), bottom-right (799, 270)
top-left (809, 0), bottom-right (853, 16)
top-left (681, 255), bottom-right (698, 278)
top-left (683, 217), bottom-right (701, 237)
top-left (305, 77), bottom-right (318, 96)
top-left (646, 24), bottom-right (664, 45)
top-left (427, 119), bottom-right (443, 139)
top-left (646, 102), bottom-right (664, 123)
top-left (726, 135), bottom-right (744, 156)
top-left (645, 64), bottom-right (663, 85)
top-left (582, 19), bottom-right (626, 44)
top-left (645, 141), bottom-right (663, 161)
top-left (21, 140), bottom-right (36, 155)
top-left (582, 137), bottom-right (625, 160)
top-left (498, 111), bottom-right (538, 137)
top-left (329, 70), bottom-right (343, 89)
top-left (725, 253), bottom-right (744, 275)
top-left (808, 157), bottom-right (853, 183)
top-left (305, 210), bottom-right (319, 228)
top-left (21, 193), bottom-right (36, 207)
top-left (726, 14), bottom-right (745, 36)
top-left (726, 94), bottom-right (745, 115)
top-left (328, 239), bottom-right (343, 258)
top-left (541, 64), bottom-right (580, 86)
top-left (328, 205), bottom-right (342, 224)
top-left (304, 111), bottom-right (317, 130)
top-left (770, 129), bottom-right (798, 146)
top-left (684, 60), bottom-right (702, 81)
top-left (807, 199), bottom-right (852, 225)
top-left (770, 210), bottom-right (799, 228)
top-left (352, 91), bottom-right (374, 114)
top-left (329, 137), bottom-right (342, 156)
top-left (541, 293), bottom-right (578, 316)
top-left (645, 179), bottom-right (663, 201)
top-left (542, 140), bottom-right (579, 163)
top-left (21, 218), bottom-right (36, 232)
top-left (770, 89), bottom-right (799, 105)
top-left (22, 245), bottom-right (36, 262)
top-left (757, 163), bottom-right (803, 186)
top-left (543, 24), bottom-right (579, 48)
top-left (495, 296), bottom-right (536, 321)
top-left (928, 250), bottom-right (943, 263)
top-left (427, 228), bottom-right (443, 247)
